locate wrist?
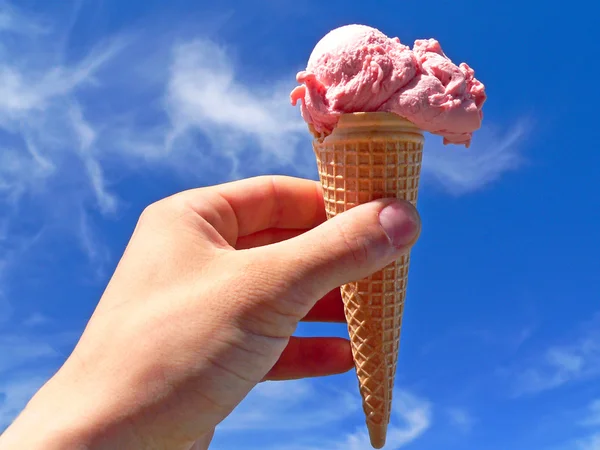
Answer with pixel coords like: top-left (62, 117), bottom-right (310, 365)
top-left (0, 366), bottom-right (141, 450)
top-left (0, 378), bottom-right (87, 449)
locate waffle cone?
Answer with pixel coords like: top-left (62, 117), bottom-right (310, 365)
top-left (312, 112), bottom-right (423, 449)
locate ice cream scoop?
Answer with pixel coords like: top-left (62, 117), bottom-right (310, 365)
top-left (290, 24), bottom-right (486, 147)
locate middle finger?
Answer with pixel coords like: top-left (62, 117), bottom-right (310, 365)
top-left (301, 289), bottom-right (346, 323)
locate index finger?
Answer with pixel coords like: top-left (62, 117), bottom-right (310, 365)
top-left (181, 176), bottom-right (327, 246)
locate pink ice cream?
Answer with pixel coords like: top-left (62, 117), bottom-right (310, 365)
top-left (290, 25), bottom-right (486, 147)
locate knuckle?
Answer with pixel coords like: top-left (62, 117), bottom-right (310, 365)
top-left (137, 195), bottom-right (187, 227)
top-left (135, 203), bottom-right (161, 232)
top-left (138, 201), bottom-right (161, 222)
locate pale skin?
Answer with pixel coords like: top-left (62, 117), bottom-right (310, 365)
top-left (0, 176), bottom-right (421, 450)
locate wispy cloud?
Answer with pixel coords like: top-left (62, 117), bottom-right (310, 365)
top-left (551, 401), bottom-right (600, 450)
top-left (0, 3), bottom-right (126, 276)
top-left (0, 1), bottom-right (48, 36)
top-left (0, 335), bottom-right (58, 374)
top-left (215, 377), bottom-right (432, 450)
top-left (512, 315), bottom-right (600, 396)
top-left (220, 379), bottom-right (359, 432)
top-left (566, 402), bottom-right (600, 450)
top-left (0, 229), bottom-right (45, 325)
top-left (578, 400), bottom-right (600, 428)
top-left (68, 103), bottom-right (118, 215)
top-left (421, 119), bottom-right (529, 195)
top-left (76, 209), bottom-right (110, 270)
top-left (164, 39), bottom-right (312, 179)
top-left (329, 390), bottom-right (432, 450)
top-left (0, 293), bottom-right (12, 326)
top-left (447, 407), bottom-right (475, 432)
top-left (574, 433), bottom-right (600, 450)
top-left (22, 312), bottom-right (50, 328)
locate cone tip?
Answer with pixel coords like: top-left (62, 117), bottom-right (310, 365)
top-left (368, 423), bottom-right (387, 449)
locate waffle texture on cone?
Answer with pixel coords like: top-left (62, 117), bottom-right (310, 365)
top-left (313, 112), bottom-right (423, 449)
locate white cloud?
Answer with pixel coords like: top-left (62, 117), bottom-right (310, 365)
top-left (447, 407), bottom-right (474, 432)
top-left (76, 210), bottom-right (110, 270)
top-left (215, 377), bottom-right (431, 450)
top-left (580, 400), bottom-right (600, 428)
top-left (22, 312), bottom-right (50, 327)
top-left (512, 315), bottom-right (600, 396)
top-left (330, 390), bottom-right (432, 450)
top-left (0, 335), bottom-right (59, 374)
top-left (220, 379), bottom-right (359, 432)
top-left (0, 144), bottom-right (55, 204)
top-left (164, 39), bottom-right (311, 179)
top-left (68, 103), bottom-right (118, 215)
top-left (555, 401), bottom-right (600, 450)
top-left (421, 119), bottom-right (528, 195)
top-left (0, 16), bottom-right (123, 224)
top-left (575, 433), bottom-right (600, 450)
top-left (0, 1), bottom-right (48, 36)
top-left (0, 229), bottom-right (46, 325)
top-left (0, 3), bottom-right (129, 279)
top-left (0, 292), bottom-right (11, 325)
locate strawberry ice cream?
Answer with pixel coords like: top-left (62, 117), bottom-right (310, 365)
top-left (290, 24), bottom-right (486, 147)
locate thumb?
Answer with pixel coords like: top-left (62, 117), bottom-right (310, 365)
top-left (264, 198), bottom-right (421, 301)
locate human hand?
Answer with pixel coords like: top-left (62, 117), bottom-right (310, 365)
top-left (0, 176), bottom-right (421, 450)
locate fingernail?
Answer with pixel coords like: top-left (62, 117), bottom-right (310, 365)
top-left (378, 201), bottom-right (421, 248)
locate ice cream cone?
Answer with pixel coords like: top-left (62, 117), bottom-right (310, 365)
top-left (312, 112), bottom-right (424, 449)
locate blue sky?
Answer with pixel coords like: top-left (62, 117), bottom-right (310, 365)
top-left (1, 0), bottom-right (599, 449)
